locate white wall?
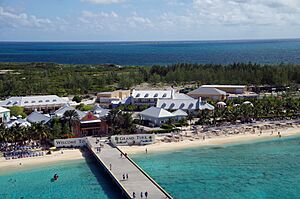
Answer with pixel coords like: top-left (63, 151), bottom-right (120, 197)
top-left (54, 138), bottom-right (87, 147)
top-left (111, 134), bottom-right (155, 146)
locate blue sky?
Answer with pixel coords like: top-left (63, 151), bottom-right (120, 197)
top-left (0, 0), bottom-right (300, 41)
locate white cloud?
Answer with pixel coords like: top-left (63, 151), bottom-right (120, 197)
top-left (78, 10), bottom-right (153, 31)
top-left (82, 0), bottom-right (125, 4)
top-left (191, 0), bottom-right (300, 25)
top-left (0, 6), bottom-right (54, 29)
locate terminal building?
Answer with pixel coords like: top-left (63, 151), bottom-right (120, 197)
top-left (0, 95), bottom-right (68, 113)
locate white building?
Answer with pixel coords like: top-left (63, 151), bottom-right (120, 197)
top-left (0, 95), bottom-right (68, 113)
top-left (0, 106), bottom-right (10, 123)
top-left (139, 107), bottom-right (188, 127)
top-left (188, 87), bottom-right (227, 101)
top-left (139, 107), bottom-right (174, 126)
top-left (201, 85), bottom-right (246, 94)
top-left (156, 98), bottom-right (214, 111)
top-left (131, 89), bottom-right (174, 106)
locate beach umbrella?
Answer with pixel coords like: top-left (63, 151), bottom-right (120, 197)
top-left (243, 101), bottom-right (254, 107)
top-left (216, 101), bottom-right (226, 108)
top-left (10, 116), bottom-right (17, 120)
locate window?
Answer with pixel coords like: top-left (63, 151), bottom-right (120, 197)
top-left (162, 93), bottom-right (167, 97)
top-left (136, 94), bottom-right (140, 97)
top-left (154, 93), bottom-right (158, 97)
top-left (45, 100), bottom-right (50, 102)
top-left (24, 101), bottom-right (29, 104)
top-left (39, 100), bottom-right (43, 103)
top-left (31, 101), bottom-right (36, 103)
top-left (144, 93), bottom-right (149, 97)
top-left (53, 99), bottom-right (57, 102)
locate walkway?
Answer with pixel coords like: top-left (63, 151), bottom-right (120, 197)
top-left (86, 137), bottom-right (172, 199)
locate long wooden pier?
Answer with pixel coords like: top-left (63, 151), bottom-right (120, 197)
top-left (86, 137), bottom-right (173, 199)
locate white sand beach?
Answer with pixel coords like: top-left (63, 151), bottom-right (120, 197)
top-left (1, 120), bottom-right (300, 173)
top-left (120, 126), bottom-right (300, 155)
top-left (0, 149), bottom-right (85, 174)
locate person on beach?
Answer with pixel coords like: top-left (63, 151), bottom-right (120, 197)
top-left (203, 135), bottom-right (205, 141)
top-left (140, 192), bottom-right (143, 198)
top-left (133, 192), bottom-right (136, 198)
top-left (126, 173), bottom-right (128, 180)
top-left (145, 191), bottom-right (148, 198)
top-left (123, 174), bottom-right (125, 180)
top-left (278, 132), bottom-right (281, 138)
top-left (120, 153), bottom-right (123, 158)
top-left (109, 164), bottom-right (112, 171)
top-left (145, 148), bottom-right (148, 154)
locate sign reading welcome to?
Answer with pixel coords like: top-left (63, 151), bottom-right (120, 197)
top-left (54, 138), bottom-right (87, 147)
top-left (111, 134), bottom-right (155, 146)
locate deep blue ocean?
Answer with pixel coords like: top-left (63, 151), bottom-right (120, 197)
top-left (1, 39), bottom-right (300, 65)
top-left (1, 136), bottom-right (300, 199)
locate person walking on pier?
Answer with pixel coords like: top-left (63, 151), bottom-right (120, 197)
top-left (126, 173), bottom-right (128, 180)
top-left (122, 174), bottom-right (125, 180)
top-left (109, 164), bottom-right (112, 171)
top-left (145, 191), bottom-right (148, 198)
top-left (140, 192), bottom-right (143, 198)
top-left (132, 192), bottom-right (136, 198)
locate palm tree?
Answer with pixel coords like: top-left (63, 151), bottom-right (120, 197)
top-left (63, 110), bottom-right (79, 133)
top-left (29, 122), bottom-right (50, 145)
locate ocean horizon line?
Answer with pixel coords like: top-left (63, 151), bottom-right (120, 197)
top-left (1, 37), bottom-right (300, 43)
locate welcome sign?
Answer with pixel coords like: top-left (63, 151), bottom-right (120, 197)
top-left (111, 134), bottom-right (155, 146)
top-left (54, 138), bottom-right (87, 147)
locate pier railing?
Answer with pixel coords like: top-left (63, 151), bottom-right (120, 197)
top-left (89, 146), bottom-right (132, 198)
top-left (116, 147), bottom-right (173, 199)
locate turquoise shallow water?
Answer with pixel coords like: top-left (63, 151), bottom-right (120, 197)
top-left (132, 136), bottom-right (300, 199)
top-left (1, 137), bottom-right (300, 199)
top-left (0, 158), bottom-right (122, 199)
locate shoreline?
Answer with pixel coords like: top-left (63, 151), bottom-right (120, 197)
top-left (120, 127), bottom-right (300, 155)
top-left (1, 125), bottom-right (300, 174)
top-left (0, 149), bottom-right (86, 175)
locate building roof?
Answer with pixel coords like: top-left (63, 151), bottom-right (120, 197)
top-left (201, 85), bottom-right (246, 89)
top-left (54, 105), bottom-right (86, 119)
top-left (172, 109), bottom-right (188, 117)
top-left (132, 89), bottom-right (173, 99)
top-left (0, 95), bottom-right (68, 107)
top-left (199, 103), bottom-right (215, 110)
top-left (92, 105), bottom-right (110, 118)
top-left (0, 106), bottom-right (10, 113)
top-left (188, 87), bottom-right (226, 96)
top-left (139, 107), bottom-right (174, 118)
top-left (173, 93), bottom-right (193, 100)
top-left (156, 98), bottom-right (215, 111)
top-left (6, 118), bottom-right (31, 128)
top-left (26, 111), bottom-right (51, 124)
top-left (157, 99), bottom-right (200, 110)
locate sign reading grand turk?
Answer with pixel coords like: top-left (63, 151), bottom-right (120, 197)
top-left (54, 138), bottom-right (87, 148)
top-left (111, 134), bottom-right (155, 146)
